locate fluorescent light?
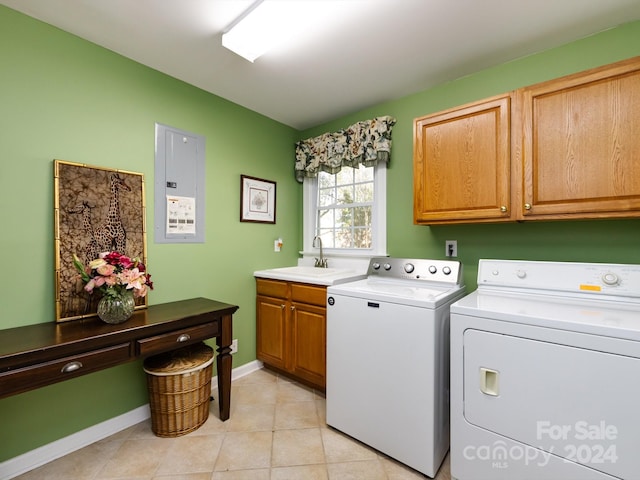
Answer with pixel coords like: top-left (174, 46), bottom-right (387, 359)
top-left (222, 0), bottom-right (319, 62)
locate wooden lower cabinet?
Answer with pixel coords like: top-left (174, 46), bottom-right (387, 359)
top-left (256, 278), bottom-right (326, 389)
top-left (290, 300), bottom-right (326, 387)
top-left (256, 294), bottom-right (288, 370)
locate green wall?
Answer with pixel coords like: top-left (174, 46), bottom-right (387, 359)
top-left (302, 21), bottom-right (640, 288)
top-left (0, 6), bottom-right (300, 461)
top-left (1, 3), bottom-right (640, 463)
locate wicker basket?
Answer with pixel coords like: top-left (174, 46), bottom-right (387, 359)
top-left (143, 342), bottom-right (214, 437)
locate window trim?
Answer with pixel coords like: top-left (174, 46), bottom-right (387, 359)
top-left (302, 163), bottom-right (386, 258)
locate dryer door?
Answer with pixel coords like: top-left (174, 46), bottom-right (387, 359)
top-left (463, 328), bottom-right (640, 479)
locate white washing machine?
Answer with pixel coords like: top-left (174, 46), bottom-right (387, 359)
top-left (326, 257), bottom-right (465, 477)
top-left (450, 259), bottom-right (640, 480)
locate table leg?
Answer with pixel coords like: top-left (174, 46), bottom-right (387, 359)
top-left (216, 313), bottom-right (233, 421)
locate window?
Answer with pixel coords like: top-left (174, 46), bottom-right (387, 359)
top-left (303, 164), bottom-right (386, 257)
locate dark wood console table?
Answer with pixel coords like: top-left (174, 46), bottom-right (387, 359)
top-left (0, 297), bottom-right (239, 421)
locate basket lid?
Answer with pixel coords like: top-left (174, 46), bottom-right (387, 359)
top-left (143, 342), bottom-right (214, 375)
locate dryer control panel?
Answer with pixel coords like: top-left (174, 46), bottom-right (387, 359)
top-left (478, 259), bottom-right (640, 298)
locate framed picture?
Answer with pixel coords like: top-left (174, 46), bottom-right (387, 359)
top-left (240, 175), bottom-right (276, 224)
top-left (54, 160), bottom-right (147, 322)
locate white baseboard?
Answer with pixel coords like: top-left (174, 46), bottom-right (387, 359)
top-left (0, 360), bottom-right (264, 480)
top-left (230, 359), bottom-right (263, 381)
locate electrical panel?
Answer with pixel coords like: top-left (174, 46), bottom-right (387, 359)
top-left (154, 123), bottom-right (205, 243)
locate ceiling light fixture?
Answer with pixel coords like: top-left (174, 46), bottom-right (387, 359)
top-left (222, 0), bottom-right (318, 62)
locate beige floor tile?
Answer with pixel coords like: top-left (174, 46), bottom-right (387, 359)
top-left (380, 455), bottom-right (430, 479)
top-left (128, 419), bottom-right (164, 440)
top-left (96, 476), bottom-right (150, 480)
top-left (213, 431), bottom-right (272, 471)
top-left (321, 428), bottom-right (378, 464)
top-left (315, 397), bottom-right (327, 424)
top-left (189, 406), bottom-right (231, 436)
top-left (211, 469), bottom-right (270, 480)
top-left (275, 379), bottom-right (316, 403)
top-left (224, 403), bottom-right (275, 432)
top-left (96, 437), bottom-right (170, 478)
top-left (105, 423), bottom-right (140, 442)
top-left (12, 444), bottom-right (110, 480)
top-left (271, 464), bottom-right (329, 480)
top-left (12, 368), bottom-right (451, 480)
top-left (327, 459), bottom-right (388, 480)
top-left (153, 474), bottom-right (212, 480)
top-left (232, 368), bottom-right (278, 386)
top-left (271, 428), bottom-right (325, 467)
top-left (232, 382), bottom-right (278, 406)
top-left (154, 434), bottom-right (224, 475)
top-left (274, 401), bottom-right (320, 430)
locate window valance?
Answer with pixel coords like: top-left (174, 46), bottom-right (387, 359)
top-left (294, 116), bottom-right (396, 182)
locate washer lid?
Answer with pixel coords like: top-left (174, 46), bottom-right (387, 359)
top-left (451, 289), bottom-right (640, 341)
top-left (328, 277), bottom-right (466, 308)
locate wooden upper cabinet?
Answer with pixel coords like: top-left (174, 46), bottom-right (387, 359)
top-left (519, 57), bottom-right (640, 219)
top-left (413, 56), bottom-right (640, 225)
top-left (413, 94), bottom-right (512, 224)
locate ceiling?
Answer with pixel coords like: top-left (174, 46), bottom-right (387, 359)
top-left (3, 0), bottom-right (640, 130)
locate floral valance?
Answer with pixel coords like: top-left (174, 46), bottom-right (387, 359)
top-left (294, 116), bottom-right (396, 182)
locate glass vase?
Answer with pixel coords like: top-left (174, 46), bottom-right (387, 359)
top-left (97, 290), bottom-right (135, 324)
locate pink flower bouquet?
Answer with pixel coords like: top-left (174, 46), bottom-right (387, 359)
top-left (73, 251), bottom-right (154, 299)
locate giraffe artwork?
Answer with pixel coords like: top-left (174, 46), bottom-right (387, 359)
top-left (55, 160), bottom-right (147, 322)
top-left (93, 173), bottom-right (131, 253)
top-left (66, 200), bottom-right (101, 264)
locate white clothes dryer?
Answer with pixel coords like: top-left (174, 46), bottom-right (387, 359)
top-left (450, 259), bottom-right (640, 480)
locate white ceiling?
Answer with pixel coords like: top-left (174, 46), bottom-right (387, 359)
top-left (3, 0), bottom-right (640, 130)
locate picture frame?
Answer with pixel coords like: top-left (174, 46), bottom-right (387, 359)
top-left (240, 175), bottom-right (277, 224)
top-left (54, 159), bottom-right (147, 322)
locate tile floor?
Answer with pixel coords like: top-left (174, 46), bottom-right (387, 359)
top-left (15, 368), bottom-right (451, 480)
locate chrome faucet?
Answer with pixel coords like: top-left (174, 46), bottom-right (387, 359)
top-left (313, 236), bottom-right (328, 268)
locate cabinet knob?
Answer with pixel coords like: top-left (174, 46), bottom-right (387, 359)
top-left (524, 203), bottom-right (532, 210)
top-left (500, 205), bottom-right (508, 213)
top-left (61, 361), bottom-right (83, 373)
top-left (281, 304), bottom-right (286, 309)
top-left (177, 333), bottom-right (191, 342)
top-left (290, 306), bottom-right (295, 311)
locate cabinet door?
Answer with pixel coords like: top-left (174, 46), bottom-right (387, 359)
top-left (520, 57), bottom-right (640, 219)
top-left (290, 302), bottom-right (326, 389)
top-left (413, 94), bottom-right (512, 224)
top-left (256, 295), bottom-right (288, 370)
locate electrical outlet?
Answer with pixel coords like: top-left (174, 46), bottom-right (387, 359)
top-left (230, 339), bottom-right (238, 354)
top-left (446, 240), bottom-right (458, 257)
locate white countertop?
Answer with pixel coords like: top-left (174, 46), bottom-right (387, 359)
top-left (253, 265), bottom-right (367, 286)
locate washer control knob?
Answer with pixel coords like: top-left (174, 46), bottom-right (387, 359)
top-left (429, 265), bottom-right (437, 274)
top-left (404, 263), bottom-right (415, 273)
top-left (383, 263), bottom-right (392, 271)
top-left (516, 270), bottom-right (527, 279)
top-left (443, 266), bottom-right (452, 275)
top-left (602, 272), bottom-right (619, 286)
top-left (372, 262), bottom-right (381, 270)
